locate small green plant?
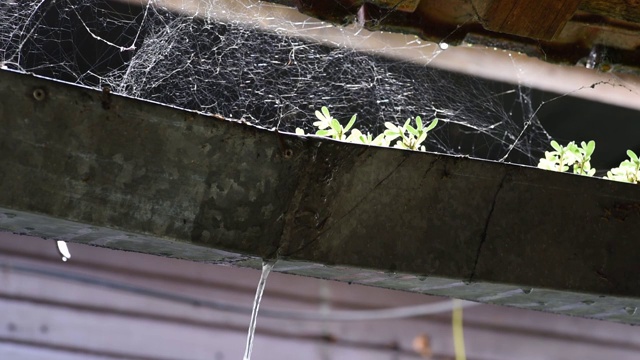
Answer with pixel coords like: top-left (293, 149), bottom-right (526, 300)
top-left (295, 106), bottom-right (438, 152)
top-left (345, 128), bottom-right (389, 147)
top-left (383, 116), bottom-right (438, 151)
top-left (299, 108), bottom-right (639, 186)
top-left (537, 140), bottom-right (596, 176)
top-left (539, 140), bottom-right (639, 184)
top-left (605, 150), bottom-right (640, 184)
top-left (308, 106), bottom-right (356, 141)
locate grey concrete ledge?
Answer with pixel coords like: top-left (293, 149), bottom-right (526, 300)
top-left (1, 70), bottom-right (640, 324)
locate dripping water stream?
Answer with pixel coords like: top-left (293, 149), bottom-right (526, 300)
top-left (243, 260), bottom-right (275, 360)
top-left (56, 240), bottom-right (71, 262)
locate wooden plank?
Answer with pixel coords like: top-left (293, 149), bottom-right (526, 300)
top-left (0, 233), bottom-right (434, 311)
top-left (3, 70), bottom-right (640, 325)
top-left (368, 0), bottom-right (421, 12)
top-left (579, 0), bottom-right (640, 23)
top-left (0, 299), bottom-right (427, 360)
top-left (4, 235), bottom-right (640, 360)
top-left (0, 343), bottom-right (124, 360)
top-left (471, 0), bottom-right (582, 39)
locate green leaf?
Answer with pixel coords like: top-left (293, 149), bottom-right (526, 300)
top-left (394, 140), bottom-right (408, 149)
top-left (627, 149), bottom-right (639, 163)
top-left (344, 114), bottom-right (357, 132)
top-left (544, 151), bottom-right (555, 161)
top-left (586, 140), bottom-right (595, 157)
top-left (313, 120), bottom-right (328, 129)
top-left (384, 130), bottom-right (400, 140)
top-left (398, 127), bottom-right (408, 141)
top-left (538, 157), bottom-right (560, 170)
top-left (315, 110), bottom-right (329, 122)
top-left (384, 122), bottom-right (398, 131)
top-left (295, 128), bottom-right (305, 135)
top-left (346, 128), bottom-right (362, 143)
top-left (406, 124), bottom-right (419, 137)
top-left (321, 106), bottom-right (331, 119)
top-left (550, 140), bottom-right (562, 152)
top-left (316, 129), bottom-right (331, 136)
top-left (330, 118), bottom-right (341, 132)
top-left (372, 133), bottom-right (386, 144)
top-left (417, 131), bottom-right (428, 145)
top-left (415, 116), bottom-right (423, 130)
top-left (425, 118), bottom-right (438, 132)
top-left (403, 118), bottom-right (411, 129)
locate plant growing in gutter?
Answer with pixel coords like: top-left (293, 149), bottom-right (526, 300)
top-left (383, 116), bottom-right (439, 151)
top-left (298, 107), bottom-right (638, 185)
top-left (537, 140), bottom-right (596, 176)
top-left (538, 140), bottom-right (639, 184)
top-left (295, 106), bottom-right (438, 152)
top-left (605, 150), bottom-right (640, 184)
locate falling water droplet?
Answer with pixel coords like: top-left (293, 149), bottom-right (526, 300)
top-left (624, 306), bottom-right (637, 316)
top-left (439, 42), bottom-right (449, 50)
top-left (56, 241), bottom-right (71, 262)
top-left (586, 44), bottom-right (606, 70)
top-left (243, 260), bottom-right (275, 360)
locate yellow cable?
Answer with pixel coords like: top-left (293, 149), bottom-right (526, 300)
top-left (452, 299), bottom-right (467, 360)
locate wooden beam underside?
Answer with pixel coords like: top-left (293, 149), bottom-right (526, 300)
top-left (1, 70), bottom-right (640, 324)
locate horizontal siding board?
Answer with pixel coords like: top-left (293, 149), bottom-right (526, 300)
top-left (3, 235), bottom-right (640, 360)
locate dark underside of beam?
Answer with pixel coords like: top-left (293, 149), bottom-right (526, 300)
top-left (1, 70), bottom-right (640, 324)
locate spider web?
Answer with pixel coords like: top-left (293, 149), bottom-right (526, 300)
top-left (2, 0), bottom-right (637, 165)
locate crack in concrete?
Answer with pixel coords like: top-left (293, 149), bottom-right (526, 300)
top-left (469, 172), bottom-right (508, 282)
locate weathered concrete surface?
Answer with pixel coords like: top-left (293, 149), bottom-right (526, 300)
top-left (1, 70), bottom-right (640, 324)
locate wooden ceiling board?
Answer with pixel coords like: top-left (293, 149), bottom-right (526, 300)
top-left (265, 0), bottom-right (640, 73)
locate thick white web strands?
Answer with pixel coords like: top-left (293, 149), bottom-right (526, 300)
top-left (1, 0), bottom-right (555, 164)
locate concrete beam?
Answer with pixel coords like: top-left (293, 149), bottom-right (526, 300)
top-left (2, 70), bottom-right (640, 324)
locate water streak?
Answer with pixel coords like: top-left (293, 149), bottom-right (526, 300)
top-left (56, 240), bottom-right (71, 262)
top-left (243, 261), bottom-right (275, 360)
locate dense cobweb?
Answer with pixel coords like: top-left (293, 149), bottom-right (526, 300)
top-left (1, 0), bottom-right (554, 164)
